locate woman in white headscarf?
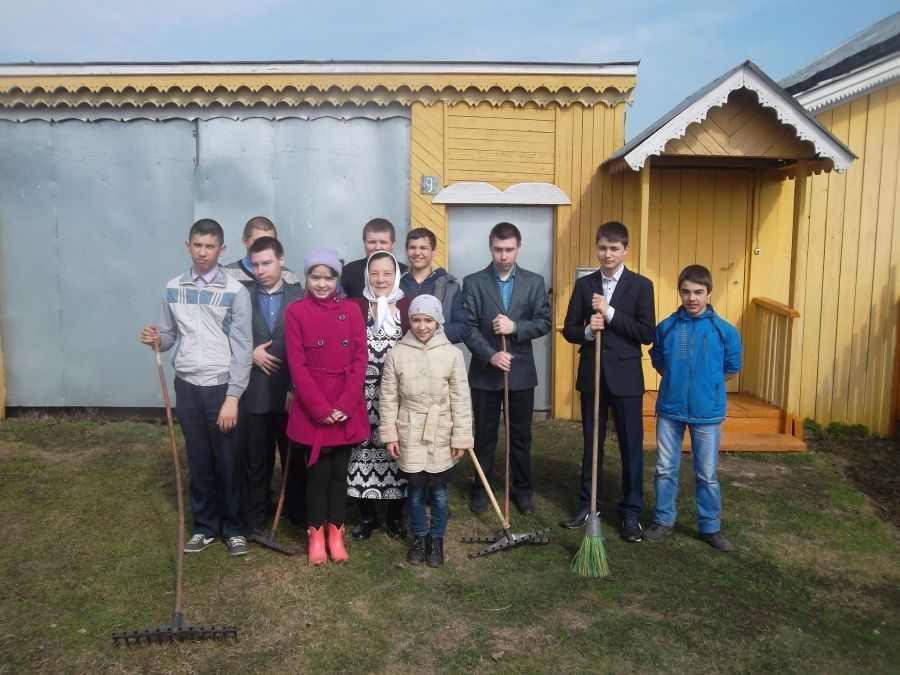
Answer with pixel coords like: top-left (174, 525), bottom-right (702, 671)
top-left (347, 251), bottom-right (412, 541)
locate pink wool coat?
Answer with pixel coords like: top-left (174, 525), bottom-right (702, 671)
top-left (285, 291), bottom-right (369, 466)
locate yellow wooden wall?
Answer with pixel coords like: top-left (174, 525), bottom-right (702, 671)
top-left (408, 101), bottom-right (630, 420)
top-left (788, 82), bottom-right (900, 434)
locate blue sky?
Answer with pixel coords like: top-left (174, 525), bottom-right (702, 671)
top-left (1, 1), bottom-right (895, 137)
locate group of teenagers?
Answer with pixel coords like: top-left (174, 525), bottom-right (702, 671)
top-left (139, 213), bottom-right (743, 569)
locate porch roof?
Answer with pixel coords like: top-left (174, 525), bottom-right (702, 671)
top-left (602, 61), bottom-right (856, 174)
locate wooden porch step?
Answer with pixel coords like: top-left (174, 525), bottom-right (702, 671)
top-left (640, 391), bottom-right (806, 452)
top-left (641, 431), bottom-right (806, 452)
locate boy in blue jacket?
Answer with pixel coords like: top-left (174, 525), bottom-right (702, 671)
top-left (645, 265), bottom-right (742, 551)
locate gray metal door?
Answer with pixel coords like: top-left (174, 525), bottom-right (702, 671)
top-left (447, 206), bottom-right (554, 411)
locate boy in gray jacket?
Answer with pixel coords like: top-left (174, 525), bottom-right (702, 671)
top-left (140, 218), bottom-right (253, 556)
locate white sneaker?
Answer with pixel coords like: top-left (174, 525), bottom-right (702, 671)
top-left (184, 534), bottom-right (216, 553)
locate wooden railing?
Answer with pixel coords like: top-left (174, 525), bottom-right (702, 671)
top-left (744, 297), bottom-right (800, 409)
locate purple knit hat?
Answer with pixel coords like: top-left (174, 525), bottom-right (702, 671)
top-left (303, 246), bottom-right (343, 277)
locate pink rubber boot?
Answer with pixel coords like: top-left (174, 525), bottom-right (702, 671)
top-left (307, 525), bottom-right (327, 566)
top-left (327, 523), bottom-right (349, 563)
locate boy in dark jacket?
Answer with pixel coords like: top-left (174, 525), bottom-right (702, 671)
top-left (399, 227), bottom-right (469, 344)
top-left (645, 264), bottom-right (742, 551)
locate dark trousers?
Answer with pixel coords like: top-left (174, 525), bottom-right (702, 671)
top-left (240, 410), bottom-right (307, 532)
top-left (578, 375), bottom-right (644, 519)
top-left (357, 497), bottom-right (406, 523)
top-left (305, 445), bottom-right (351, 528)
top-left (174, 378), bottom-right (243, 538)
top-left (471, 387), bottom-right (535, 498)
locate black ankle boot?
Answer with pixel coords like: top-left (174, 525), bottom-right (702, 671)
top-left (352, 516), bottom-right (377, 540)
top-left (407, 535), bottom-right (427, 565)
top-left (384, 516), bottom-right (407, 541)
top-left (425, 535), bottom-right (444, 567)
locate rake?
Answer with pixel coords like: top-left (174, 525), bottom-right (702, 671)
top-left (462, 335), bottom-right (550, 557)
top-left (111, 339), bottom-right (238, 644)
top-left (250, 440), bottom-right (300, 555)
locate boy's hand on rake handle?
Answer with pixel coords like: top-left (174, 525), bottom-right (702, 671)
top-left (451, 447), bottom-right (466, 461)
top-left (490, 350), bottom-right (513, 371)
top-left (139, 324), bottom-right (160, 346)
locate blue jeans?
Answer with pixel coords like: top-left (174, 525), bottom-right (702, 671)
top-left (175, 378), bottom-right (244, 538)
top-left (407, 484), bottom-right (449, 538)
top-left (653, 417), bottom-right (722, 534)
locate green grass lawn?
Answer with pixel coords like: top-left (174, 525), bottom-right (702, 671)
top-left (0, 416), bottom-right (897, 674)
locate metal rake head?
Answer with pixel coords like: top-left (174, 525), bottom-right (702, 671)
top-left (463, 526), bottom-right (552, 559)
top-left (112, 613), bottom-right (238, 645)
top-left (249, 531), bottom-right (299, 556)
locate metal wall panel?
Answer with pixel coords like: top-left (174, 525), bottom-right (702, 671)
top-left (0, 122), bottom-right (66, 402)
top-left (0, 113), bottom-right (411, 406)
top-left (447, 206), bottom-right (554, 411)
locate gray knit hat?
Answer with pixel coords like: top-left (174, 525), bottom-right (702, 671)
top-left (303, 246), bottom-right (343, 277)
top-left (408, 294), bottom-right (445, 325)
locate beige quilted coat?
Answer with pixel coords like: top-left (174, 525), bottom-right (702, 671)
top-left (379, 330), bottom-right (474, 474)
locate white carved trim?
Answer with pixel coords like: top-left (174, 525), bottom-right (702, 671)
top-left (0, 102), bottom-right (412, 123)
top-left (0, 61), bottom-right (638, 77)
top-left (620, 65), bottom-right (856, 173)
top-left (432, 182), bottom-right (571, 205)
top-left (795, 53), bottom-right (900, 113)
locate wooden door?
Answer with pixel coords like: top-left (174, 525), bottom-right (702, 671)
top-left (641, 167), bottom-right (752, 391)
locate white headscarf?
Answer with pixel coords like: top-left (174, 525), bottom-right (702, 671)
top-left (362, 251), bottom-right (405, 334)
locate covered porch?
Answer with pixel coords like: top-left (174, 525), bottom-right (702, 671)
top-left (601, 61), bottom-right (857, 452)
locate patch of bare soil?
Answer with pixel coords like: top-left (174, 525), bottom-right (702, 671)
top-left (808, 435), bottom-right (900, 528)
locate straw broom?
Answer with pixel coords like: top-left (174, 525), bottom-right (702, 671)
top-left (571, 324), bottom-right (610, 578)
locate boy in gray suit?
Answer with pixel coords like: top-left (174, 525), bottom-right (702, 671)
top-left (463, 222), bottom-right (551, 515)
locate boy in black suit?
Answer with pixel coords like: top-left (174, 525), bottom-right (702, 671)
top-left (463, 222), bottom-right (551, 516)
top-left (241, 236), bottom-right (306, 534)
top-left (561, 221), bottom-right (655, 542)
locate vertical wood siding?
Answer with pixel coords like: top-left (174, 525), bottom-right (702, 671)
top-left (792, 82), bottom-right (900, 434)
top-left (409, 102), bottom-right (449, 267)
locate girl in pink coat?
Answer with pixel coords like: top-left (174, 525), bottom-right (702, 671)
top-left (285, 246), bottom-right (369, 565)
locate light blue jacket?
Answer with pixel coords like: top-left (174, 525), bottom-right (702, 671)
top-left (157, 265), bottom-right (253, 398)
top-left (650, 306), bottom-right (742, 424)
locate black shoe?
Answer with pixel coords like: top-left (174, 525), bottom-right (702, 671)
top-left (561, 507), bottom-right (590, 530)
top-left (469, 491), bottom-right (488, 514)
top-left (352, 516), bottom-right (377, 540)
top-left (643, 522), bottom-right (674, 541)
top-left (513, 493), bottom-right (534, 516)
top-left (425, 535), bottom-right (444, 567)
top-left (407, 535), bottom-right (427, 565)
top-left (384, 517), bottom-right (407, 541)
top-left (621, 515), bottom-right (643, 543)
top-left (699, 531), bottom-right (734, 552)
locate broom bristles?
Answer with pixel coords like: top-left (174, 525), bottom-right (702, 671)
top-left (571, 534), bottom-right (610, 578)
top-left (571, 512), bottom-right (610, 578)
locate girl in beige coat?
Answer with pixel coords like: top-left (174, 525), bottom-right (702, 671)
top-left (380, 295), bottom-right (474, 566)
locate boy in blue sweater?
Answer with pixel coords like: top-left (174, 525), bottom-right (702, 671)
top-left (645, 265), bottom-right (742, 551)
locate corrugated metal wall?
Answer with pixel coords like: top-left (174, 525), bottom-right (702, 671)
top-left (0, 112), bottom-right (411, 407)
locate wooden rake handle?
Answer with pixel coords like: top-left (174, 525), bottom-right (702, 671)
top-left (500, 334), bottom-right (511, 522)
top-left (152, 338), bottom-right (186, 617)
top-left (467, 448), bottom-right (509, 529)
